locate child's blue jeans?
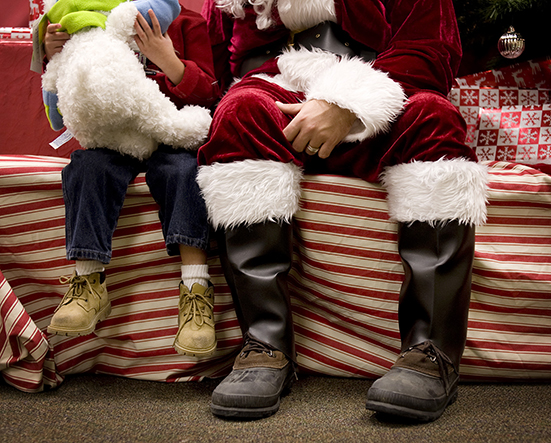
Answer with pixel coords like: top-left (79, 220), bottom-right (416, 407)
top-left (62, 146), bottom-right (209, 264)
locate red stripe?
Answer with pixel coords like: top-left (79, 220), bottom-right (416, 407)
top-left (2, 372), bottom-right (45, 392)
top-left (475, 251), bottom-right (551, 264)
top-left (476, 234), bottom-right (551, 245)
top-left (472, 269), bottom-right (551, 285)
top-left (484, 216), bottom-right (551, 226)
top-left (302, 179), bottom-right (387, 199)
top-left (466, 338), bottom-right (551, 353)
top-left (300, 201), bottom-right (390, 220)
top-left (488, 181), bottom-right (551, 195)
top-left (469, 315), bottom-right (551, 332)
top-left (0, 198), bottom-right (65, 217)
top-left (297, 237), bottom-right (400, 263)
top-left (471, 283), bottom-right (549, 301)
top-left (292, 304), bottom-right (399, 343)
top-left (295, 221), bottom-right (397, 243)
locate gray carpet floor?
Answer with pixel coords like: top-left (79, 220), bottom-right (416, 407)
top-left (1, 374), bottom-right (550, 443)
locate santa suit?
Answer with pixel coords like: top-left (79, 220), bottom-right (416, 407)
top-left (198, 0), bottom-right (489, 422)
top-left (198, 0), bottom-right (487, 228)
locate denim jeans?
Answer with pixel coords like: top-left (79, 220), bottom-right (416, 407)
top-left (62, 147), bottom-right (209, 263)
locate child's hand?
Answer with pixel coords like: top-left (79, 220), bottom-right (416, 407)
top-left (134, 9), bottom-right (185, 85)
top-left (44, 23), bottom-right (70, 60)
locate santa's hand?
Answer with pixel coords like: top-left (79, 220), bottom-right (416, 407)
top-left (276, 100), bottom-right (356, 159)
top-left (44, 23), bottom-right (69, 60)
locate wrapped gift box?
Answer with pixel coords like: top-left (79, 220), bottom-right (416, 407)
top-left (0, 0), bottom-right (42, 41)
top-left (475, 104), bottom-right (551, 165)
top-left (30, 0), bottom-right (45, 27)
top-left (449, 58), bottom-right (551, 154)
top-left (0, 27), bottom-right (32, 41)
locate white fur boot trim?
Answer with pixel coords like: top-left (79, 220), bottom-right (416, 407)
top-left (380, 158), bottom-right (489, 226)
top-left (197, 160), bottom-right (303, 230)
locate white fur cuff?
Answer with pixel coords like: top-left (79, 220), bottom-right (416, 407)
top-left (274, 48), bottom-right (406, 143)
top-left (305, 56), bottom-right (406, 142)
top-left (197, 160), bottom-right (303, 229)
top-left (380, 159), bottom-right (489, 226)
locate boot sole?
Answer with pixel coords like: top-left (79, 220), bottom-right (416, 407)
top-left (47, 303), bottom-right (112, 337)
top-left (210, 371), bottom-right (294, 420)
top-left (173, 341), bottom-right (217, 357)
top-left (210, 399), bottom-right (281, 420)
top-left (366, 388), bottom-right (458, 422)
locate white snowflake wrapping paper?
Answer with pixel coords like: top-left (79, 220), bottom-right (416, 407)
top-left (476, 105), bottom-right (551, 165)
top-left (449, 58), bottom-right (551, 170)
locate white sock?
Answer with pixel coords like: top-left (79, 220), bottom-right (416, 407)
top-left (181, 264), bottom-right (210, 289)
top-left (75, 260), bottom-right (105, 276)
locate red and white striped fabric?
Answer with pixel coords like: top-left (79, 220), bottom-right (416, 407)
top-left (1, 155), bottom-right (550, 392)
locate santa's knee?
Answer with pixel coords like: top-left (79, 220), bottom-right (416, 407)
top-left (405, 91), bottom-right (465, 128)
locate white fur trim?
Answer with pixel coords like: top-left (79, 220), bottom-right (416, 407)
top-left (277, 0), bottom-right (336, 31)
top-left (380, 159), bottom-right (489, 226)
top-left (197, 160), bottom-right (303, 229)
top-left (304, 56), bottom-right (406, 142)
top-left (267, 48), bottom-right (406, 142)
top-left (217, 0), bottom-right (335, 31)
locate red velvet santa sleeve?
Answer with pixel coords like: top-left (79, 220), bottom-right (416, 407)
top-left (373, 0), bottom-right (462, 97)
top-left (338, 0), bottom-right (462, 98)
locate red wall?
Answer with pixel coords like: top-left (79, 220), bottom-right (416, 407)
top-left (0, 2), bottom-right (31, 27)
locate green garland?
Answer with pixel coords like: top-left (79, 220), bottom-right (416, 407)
top-left (481, 0), bottom-right (546, 21)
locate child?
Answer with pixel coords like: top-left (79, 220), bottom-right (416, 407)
top-left (37, 1), bottom-right (220, 357)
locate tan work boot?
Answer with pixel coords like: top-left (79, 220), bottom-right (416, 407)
top-left (173, 282), bottom-right (216, 356)
top-left (47, 272), bottom-right (111, 336)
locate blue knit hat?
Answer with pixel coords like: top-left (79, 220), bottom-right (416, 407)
top-left (133, 0), bottom-right (180, 34)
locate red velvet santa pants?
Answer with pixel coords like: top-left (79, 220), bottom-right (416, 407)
top-left (198, 77), bottom-right (476, 183)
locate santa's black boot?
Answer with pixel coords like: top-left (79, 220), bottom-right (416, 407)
top-left (366, 220), bottom-right (475, 422)
top-left (210, 221), bottom-right (296, 420)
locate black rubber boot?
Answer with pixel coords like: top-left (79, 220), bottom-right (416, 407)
top-left (210, 335), bottom-right (294, 419)
top-left (366, 220), bottom-right (475, 422)
top-left (211, 222), bottom-right (296, 419)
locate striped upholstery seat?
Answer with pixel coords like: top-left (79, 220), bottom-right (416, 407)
top-left (1, 155), bottom-right (550, 392)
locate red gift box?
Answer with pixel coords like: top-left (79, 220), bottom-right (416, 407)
top-left (475, 105), bottom-right (551, 166)
top-left (0, 27), bottom-right (32, 41)
top-left (30, 0), bottom-right (45, 27)
top-left (449, 58), bottom-right (551, 159)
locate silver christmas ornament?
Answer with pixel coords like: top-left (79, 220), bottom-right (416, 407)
top-left (498, 26), bottom-right (525, 59)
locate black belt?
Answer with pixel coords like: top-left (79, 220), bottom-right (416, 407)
top-left (239, 21), bottom-right (377, 77)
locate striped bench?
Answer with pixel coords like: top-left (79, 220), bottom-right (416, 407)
top-left (1, 155), bottom-right (550, 392)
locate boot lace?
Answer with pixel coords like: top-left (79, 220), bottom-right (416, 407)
top-left (402, 341), bottom-right (457, 396)
top-left (178, 287), bottom-right (214, 328)
top-left (240, 335), bottom-right (274, 358)
top-left (56, 274), bottom-right (101, 312)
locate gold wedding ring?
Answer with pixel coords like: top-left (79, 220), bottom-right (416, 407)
top-left (305, 144), bottom-right (320, 155)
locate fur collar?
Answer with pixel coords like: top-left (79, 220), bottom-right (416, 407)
top-left (277, 0), bottom-right (336, 31)
top-left (217, 0), bottom-right (336, 31)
